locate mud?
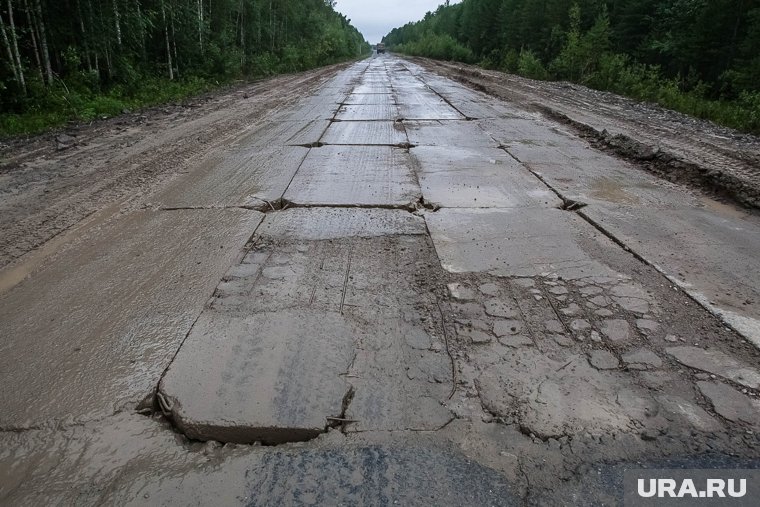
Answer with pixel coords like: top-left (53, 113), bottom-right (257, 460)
top-left (0, 62), bottom-right (353, 271)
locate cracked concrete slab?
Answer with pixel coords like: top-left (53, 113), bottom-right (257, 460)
top-left (284, 145), bottom-right (420, 207)
top-left (425, 208), bottom-right (620, 279)
top-left (0, 209), bottom-right (263, 428)
top-left (256, 208), bottom-right (426, 240)
top-left (412, 146), bottom-right (560, 208)
top-left (320, 120), bottom-right (407, 145)
top-left (159, 206), bottom-right (451, 443)
top-left (583, 204), bottom-right (760, 346)
top-left (159, 310), bottom-right (355, 444)
top-left (666, 346), bottom-right (760, 389)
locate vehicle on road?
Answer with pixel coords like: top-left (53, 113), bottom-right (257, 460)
top-left (376, 43), bottom-right (386, 54)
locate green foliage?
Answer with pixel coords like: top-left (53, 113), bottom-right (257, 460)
top-left (517, 49), bottom-right (548, 80)
top-left (393, 32), bottom-right (475, 62)
top-left (0, 0), bottom-right (371, 137)
top-left (382, 0), bottom-right (760, 134)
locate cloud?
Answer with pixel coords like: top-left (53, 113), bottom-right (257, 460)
top-left (335, 0), bottom-right (458, 43)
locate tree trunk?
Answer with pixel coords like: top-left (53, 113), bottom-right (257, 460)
top-left (25, 0), bottom-right (44, 79)
top-left (0, 8), bottom-right (20, 86)
top-left (197, 0), bottom-right (203, 53)
top-left (161, 0), bottom-right (173, 80)
top-left (238, 0), bottom-right (245, 66)
top-left (76, 0), bottom-right (92, 72)
top-left (112, 0), bottom-right (121, 46)
top-left (7, 0), bottom-right (26, 93)
top-left (170, 5), bottom-right (178, 77)
top-left (34, 0), bottom-right (52, 84)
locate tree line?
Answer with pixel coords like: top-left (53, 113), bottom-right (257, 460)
top-left (0, 0), bottom-right (370, 135)
top-left (384, 0), bottom-right (760, 133)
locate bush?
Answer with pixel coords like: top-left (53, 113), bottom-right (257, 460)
top-left (517, 49), bottom-right (548, 80)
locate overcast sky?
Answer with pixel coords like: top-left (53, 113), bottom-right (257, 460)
top-left (335, 0), bottom-right (457, 44)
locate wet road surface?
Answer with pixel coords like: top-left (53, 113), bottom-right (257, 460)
top-left (1, 56), bottom-right (760, 505)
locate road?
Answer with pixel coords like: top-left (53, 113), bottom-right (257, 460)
top-left (1, 55), bottom-right (759, 505)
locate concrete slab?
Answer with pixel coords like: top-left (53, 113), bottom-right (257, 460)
top-left (155, 146), bottom-right (308, 209)
top-left (342, 93), bottom-right (396, 106)
top-left (351, 84), bottom-right (393, 94)
top-left (284, 146), bottom-right (420, 207)
top-left (257, 208), bottom-right (426, 240)
top-left (335, 104), bottom-right (399, 121)
top-left (275, 93), bottom-right (340, 122)
top-left (399, 102), bottom-right (464, 120)
top-left (159, 310), bottom-right (355, 444)
top-left (0, 209), bottom-right (263, 427)
top-left (529, 159), bottom-right (696, 208)
top-left (321, 121), bottom-right (407, 145)
top-left (394, 89), bottom-right (445, 105)
top-left (405, 120), bottom-right (498, 147)
top-left (583, 205), bottom-right (760, 346)
top-left (160, 223), bottom-right (452, 442)
top-left (480, 117), bottom-right (576, 147)
top-left (425, 208), bottom-right (618, 279)
top-left (447, 96), bottom-right (527, 119)
top-left (235, 119), bottom-right (329, 148)
top-left (666, 346), bottom-right (760, 389)
top-left (412, 146), bottom-right (560, 208)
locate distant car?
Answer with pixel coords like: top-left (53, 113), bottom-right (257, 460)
top-left (376, 43), bottom-right (386, 54)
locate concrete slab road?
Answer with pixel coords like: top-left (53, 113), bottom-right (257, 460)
top-left (1, 55), bottom-right (760, 506)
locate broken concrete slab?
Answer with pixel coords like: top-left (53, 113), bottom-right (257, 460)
top-left (412, 146), bottom-right (560, 208)
top-left (601, 319), bottom-right (632, 343)
top-left (476, 350), bottom-right (644, 438)
top-left (589, 350), bottom-right (620, 370)
top-left (582, 204), bottom-right (760, 347)
top-left (493, 320), bottom-right (524, 337)
top-left (666, 346), bottom-right (760, 389)
top-left (696, 381), bottom-right (760, 427)
top-left (284, 145), bottom-right (420, 207)
top-left (622, 348), bottom-right (663, 370)
top-left (159, 310), bottom-right (355, 444)
top-left (448, 282), bottom-right (477, 301)
top-left (256, 208), bottom-right (426, 241)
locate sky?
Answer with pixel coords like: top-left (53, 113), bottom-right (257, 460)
top-left (334, 0), bottom-right (458, 45)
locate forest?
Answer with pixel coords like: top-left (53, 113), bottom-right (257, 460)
top-left (0, 0), bottom-right (370, 135)
top-left (384, 0), bottom-right (760, 134)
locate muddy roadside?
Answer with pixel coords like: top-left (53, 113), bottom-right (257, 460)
top-left (408, 56), bottom-right (760, 210)
top-left (0, 61), bottom-right (355, 271)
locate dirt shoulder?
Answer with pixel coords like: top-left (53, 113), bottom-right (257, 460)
top-left (410, 56), bottom-right (760, 210)
top-left (0, 62), bottom-right (352, 270)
